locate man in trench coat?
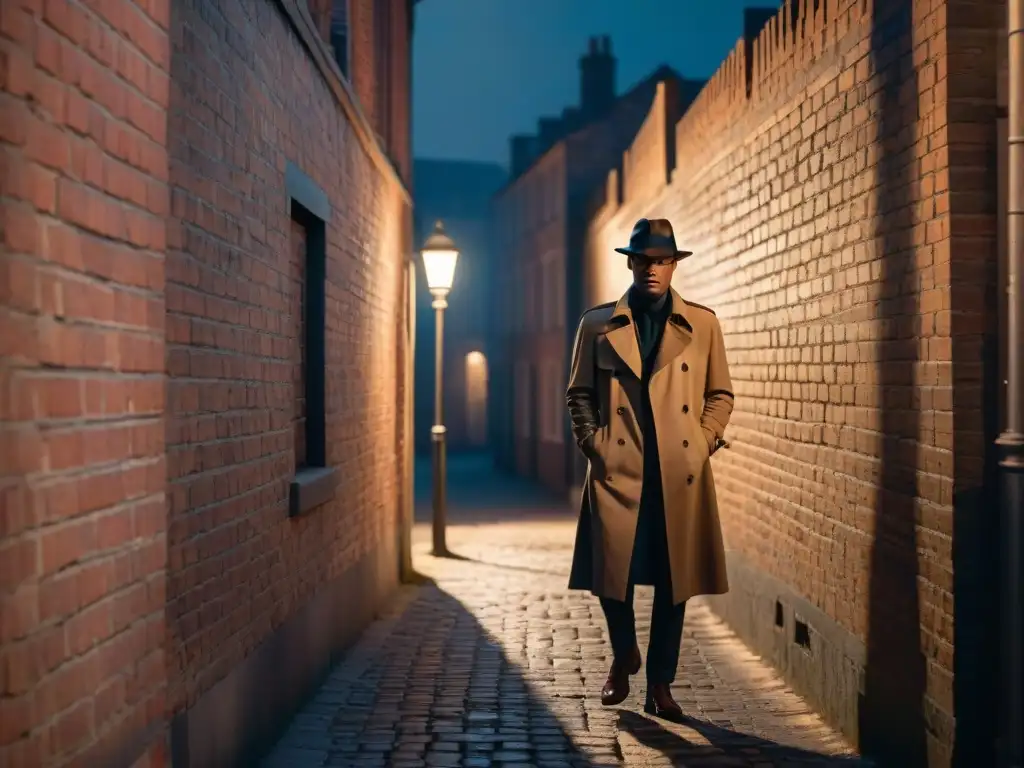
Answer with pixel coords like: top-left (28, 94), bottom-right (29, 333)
top-left (565, 218), bottom-right (735, 722)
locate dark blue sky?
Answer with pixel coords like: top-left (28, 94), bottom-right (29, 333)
top-left (411, 0), bottom-right (780, 168)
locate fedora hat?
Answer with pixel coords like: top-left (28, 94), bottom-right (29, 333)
top-left (614, 218), bottom-right (692, 261)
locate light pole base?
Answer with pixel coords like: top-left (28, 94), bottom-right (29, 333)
top-left (431, 425), bottom-right (449, 558)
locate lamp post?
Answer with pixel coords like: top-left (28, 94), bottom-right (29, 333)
top-left (420, 220), bottom-right (460, 557)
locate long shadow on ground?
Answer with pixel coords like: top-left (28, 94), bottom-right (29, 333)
top-left (263, 574), bottom-right (602, 767)
top-left (619, 711), bottom-right (871, 766)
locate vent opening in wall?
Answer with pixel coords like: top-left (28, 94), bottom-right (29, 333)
top-left (774, 600), bottom-right (784, 628)
top-left (794, 617), bottom-right (811, 650)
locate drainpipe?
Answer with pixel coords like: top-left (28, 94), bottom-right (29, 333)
top-left (997, 2), bottom-right (1024, 766)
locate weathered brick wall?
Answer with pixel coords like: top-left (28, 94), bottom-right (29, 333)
top-left (165, 0), bottom-right (409, 741)
top-left (0, 0), bottom-right (171, 765)
top-left (584, 1), bottom-right (1003, 764)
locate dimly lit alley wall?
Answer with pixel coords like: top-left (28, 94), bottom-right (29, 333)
top-left (583, 0), bottom-right (1005, 765)
top-left (0, 0), bottom-right (415, 766)
top-left (412, 159), bottom-right (506, 455)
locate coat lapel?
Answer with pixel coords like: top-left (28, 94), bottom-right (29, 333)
top-left (601, 292), bottom-right (642, 380)
top-left (652, 288), bottom-right (693, 377)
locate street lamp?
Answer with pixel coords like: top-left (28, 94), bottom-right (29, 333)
top-left (421, 220), bottom-right (459, 557)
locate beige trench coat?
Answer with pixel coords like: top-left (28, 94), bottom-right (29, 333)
top-left (566, 287), bottom-right (735, 605)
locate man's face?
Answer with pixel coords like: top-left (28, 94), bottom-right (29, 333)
top-left (628, 255), bottom-right (677, 298)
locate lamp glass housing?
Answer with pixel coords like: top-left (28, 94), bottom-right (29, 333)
top-left (422, 248), bottom-right (459, 294)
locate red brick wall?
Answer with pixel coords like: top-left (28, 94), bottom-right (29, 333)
top-left (0, 0), bottom-right (171, 764)
top-left (165, 0), bottom-right (409, 721)
top-left (584, 1), bottom-right (1002, 763)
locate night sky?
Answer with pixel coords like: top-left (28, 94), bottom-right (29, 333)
top-left (412, 0), bottom-right (782, 167)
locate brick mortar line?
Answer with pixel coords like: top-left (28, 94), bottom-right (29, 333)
top-left (2, 197), bottom-right (167, 253)
top-left (0, 252), bottom-right (167, 297)
top-left (0, 311), bottom-right (167, 340)
top-left (15, 455), bottom-right (164, 483)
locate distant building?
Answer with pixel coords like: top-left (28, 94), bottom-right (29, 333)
top-left (490, 36), bottom-right (704, 496)
top-left (413, 159), bottom-right (507, 454)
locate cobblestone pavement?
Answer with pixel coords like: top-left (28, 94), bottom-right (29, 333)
top-left (263, 512), bottom-right (869, 767)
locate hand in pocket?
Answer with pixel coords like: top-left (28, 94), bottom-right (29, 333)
top-left (582, 433), bottom-right (606, 475)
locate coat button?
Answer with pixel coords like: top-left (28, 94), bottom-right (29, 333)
top-left (617, 438), bottom-right (625, 445)
top-left (681, 362), bottom-right (689, 372)
top-left (683, 440), bottom-right (689, 447)
top-left (687, 475), bottom-right (694, 484)
top-left (616, 406), bottom-right (626, 415)
top-left (682, 404), bottom-right (689, 414)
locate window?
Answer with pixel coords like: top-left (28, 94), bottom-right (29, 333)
top-left (286, 162), bottom-right (336, 517)
top-left (536, 253), bottom-right (564, 332)
top-left (556, 259), bottom-right (565, 329)
top-left (546, 256), bottom-right (559, 330)
top-left (539, 258), bottom-right (550, 330)
top-left (541, 360), bottom-right (564, 444)
top-left (515, 361), bottom-right (531, 438)
top-left (330, 0), bottom-right (350, 77)
top-left (524, 264), bottom-right (532, 331)
top-left (290, 218), bottom-right (309, 468)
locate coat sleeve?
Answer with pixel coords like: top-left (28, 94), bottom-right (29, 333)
top-left (701, 315), bottom-right (735, 452)
top-left (566, 316), bottom-right (599, 450)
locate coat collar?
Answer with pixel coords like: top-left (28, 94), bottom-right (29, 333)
top-left (601, 287), bottom-right (693, 379)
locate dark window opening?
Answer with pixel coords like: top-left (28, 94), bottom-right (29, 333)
top-left (286, 166), bottom-right (334, 518)
top-left (290, 201), bottom-right (326, 473)
top-left (775, 599), bottom-right (785, 628)
top-left (290, 217), bottom-right (310, 470)
top-left (794, 617), bottom-right (811, 650)
top-left (330, 0), bottom-right (349, 77)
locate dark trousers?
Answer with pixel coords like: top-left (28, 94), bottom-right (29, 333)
top-left (600, 581), bottom-right (686, 685)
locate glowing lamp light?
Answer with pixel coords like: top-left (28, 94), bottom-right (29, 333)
top-left (421, 220), bottom-right (459, 296)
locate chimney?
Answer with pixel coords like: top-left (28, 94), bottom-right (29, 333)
top-left (538, 117), bottom-right (562, 148)
top-left (579, 35), bottom-right (616, 120)
top-left (510, 134), bottom-right (535, 177)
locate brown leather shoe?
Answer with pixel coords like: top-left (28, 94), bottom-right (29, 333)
top-left (600, 646), bottom-right (642, 706)
top-left (644, 682), bottom-right (685, 722)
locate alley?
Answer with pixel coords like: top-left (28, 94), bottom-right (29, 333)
top-left (261, 457), bottom-right (866, 767)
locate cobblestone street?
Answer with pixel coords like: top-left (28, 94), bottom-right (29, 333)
top-left (262, 457), bottom-right (867, 767)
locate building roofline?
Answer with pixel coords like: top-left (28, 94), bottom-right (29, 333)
top-left (493, 64), bottom-right (685, 200)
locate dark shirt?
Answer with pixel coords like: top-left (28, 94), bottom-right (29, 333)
top-left (629, 288), bottom-right (671, 362)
